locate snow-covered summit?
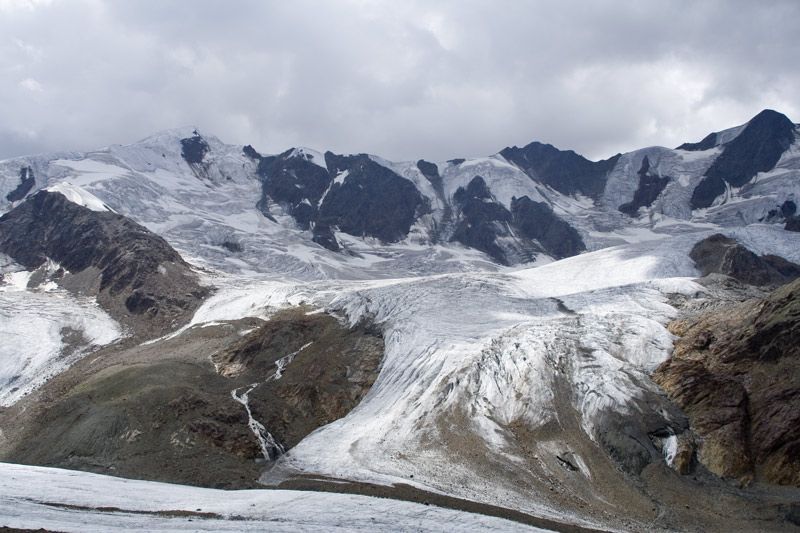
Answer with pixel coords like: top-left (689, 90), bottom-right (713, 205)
top-left (45, 182), bottom-right (113, 212)
top-left (0, 108), bottom-right (797, 277)
top-left (2, 110), bottom-right (800, 532)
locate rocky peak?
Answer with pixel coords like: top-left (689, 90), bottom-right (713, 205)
top-left (4, 166), bottom-right (36, 203)
top-left (691, 110), bottom-right (796, 209)
top-left (180, 132), bottom-right (210, 165)
top-left (0, 190), bottom-right (208, 337)
top-left (242, 144), bottom-right (262, 160)
top-left (500, 141), bottom-right (621, 198)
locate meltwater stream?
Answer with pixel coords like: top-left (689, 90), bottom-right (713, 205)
top-left (230, 342), bottom-right (314, 461)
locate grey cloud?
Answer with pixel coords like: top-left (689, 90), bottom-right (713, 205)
top-left (0, 0), bottom-right (798, 162)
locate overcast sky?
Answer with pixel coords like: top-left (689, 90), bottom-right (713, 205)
top-left (1, 0), bottom-right (798, 162)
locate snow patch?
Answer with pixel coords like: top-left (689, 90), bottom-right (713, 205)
top-left (290, 147), bottom-right (327, 169)
top-left (45, 182), bottom-right (113, 212)
top-left (0, 287), bottom-right (123, 406)
top-left (662, 435), bottom-right (678, 466)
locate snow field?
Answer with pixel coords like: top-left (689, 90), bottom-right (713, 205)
top-left (0, 285), bottom-right (122, 407)
top-left (0, 462), bottom-right (543, 532)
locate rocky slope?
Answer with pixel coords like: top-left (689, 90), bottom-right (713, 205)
top-left (0, 189), bottom-right (207, 337)
top-left (655, 274), bottom-right (800, 486)
top-left (689, 233), bottom-right (800, 287)
top-left (689, 110), bottom-right (797, 209)
top-left (0, 308), bottom-right (383, 489)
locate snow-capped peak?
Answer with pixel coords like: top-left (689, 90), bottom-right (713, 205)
top-left (289, 147), bottom-right (327, 168)
top-left (45, 182), bottom-right (113, 212)
top-left (133, 125), bottom-right (206, 146)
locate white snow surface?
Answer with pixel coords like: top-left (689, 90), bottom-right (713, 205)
top-left (0, 462), bottom-right (541, 532)
top-left (45, 181), bottom-right (113, 212)
top-left (0, 280), bottom-right (122, 406)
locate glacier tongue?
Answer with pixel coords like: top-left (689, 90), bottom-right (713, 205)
top-left (153, 229), bottom-right (770, 523)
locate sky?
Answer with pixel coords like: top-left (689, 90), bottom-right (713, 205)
top-left (1, 0), bottom-right (798, 162)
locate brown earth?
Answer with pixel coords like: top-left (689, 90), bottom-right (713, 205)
top-left (654, 277), bottom-right (800, 487)
top-left (0, 308), bottom-right (383, 488)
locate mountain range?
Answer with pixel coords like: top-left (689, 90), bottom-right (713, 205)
top-left (0, 109), bottom-right (799, 531)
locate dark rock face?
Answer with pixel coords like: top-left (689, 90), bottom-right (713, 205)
top-left (416, 159), bottom-right (441, 188)
top-left (619, 156), bottom-right (671, 217)
top-left (256, 150), bottom-right (427, 246)
top-left (511, 196), bottom-right (585, 259)
top-left (691, 110), bottom-right (796, 209)
top-left (689, 234), bottom-right (800, 287)
top-left (318, 153), bottom-right (428, 243)
top-left (447, 177), bottom-right (585, 264)
top-left (0, 190), bottom-right (207, 336)
top-left (242, 144), bottom-right (262, 160)
top-left (676, 131), bottom-right (719, 151)
top-left (654, 278), bottom-right (800, 485)
top-left (690, 174), bottom-right (727, 210)
top-left (449, 176), bottom-right (514, 264)
top-left (257, 149), bottom-right (332, 230)
top-left (786, 217), bottom-right (800, 232)
top-left (180, 134), bottom-right (210, 165)
top-left (500, 141), bottom-right (621, 198)
top-left (5, 166), bottom-right (36, 202)
top-left (782, 200), bottom-right (797, 218)
top-left (312, 224), bottom-right (339, 251)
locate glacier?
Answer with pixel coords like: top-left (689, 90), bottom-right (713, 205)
top-left (2, 113), bottom-right (800, 530)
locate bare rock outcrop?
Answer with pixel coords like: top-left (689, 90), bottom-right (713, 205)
top-left (0, 190), bottom-right (208, 336)
top-left (654, 277), bottom-right (800, 485)
top-left (689, 233), bottom-right (800, 287)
